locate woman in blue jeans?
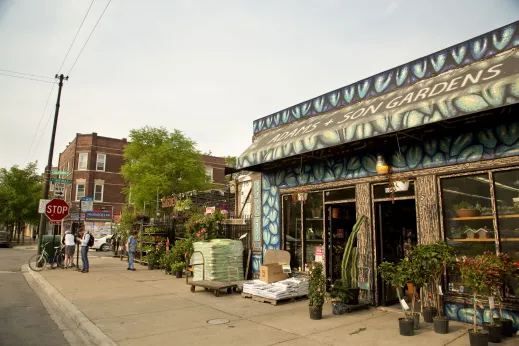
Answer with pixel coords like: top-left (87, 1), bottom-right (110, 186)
top-left (127, 230), bottom-right (139, 271)
top-left (77, 228), bottom-right (91, 273)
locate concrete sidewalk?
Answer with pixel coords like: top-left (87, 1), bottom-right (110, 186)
top-left (28, 256), bottom-right (516, 346)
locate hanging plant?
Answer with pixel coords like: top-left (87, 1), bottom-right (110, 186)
top-left (387, 167), bottom-right (409, 204)
top-left (291, 188), bottom-right (309, 204)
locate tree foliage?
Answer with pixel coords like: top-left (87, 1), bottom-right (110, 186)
top-left (121, 127), bottom-right (209, 210)
top-left (0, 162), bottom-right (42, 238)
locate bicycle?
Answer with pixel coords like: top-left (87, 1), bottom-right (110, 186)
top-left (28, 242), bottom-right (66, 271)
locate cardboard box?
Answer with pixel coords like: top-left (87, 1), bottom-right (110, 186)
top-left (260, 263), bottom-right (287, 283)
top-left (259, 250), bottom-right (291, 283)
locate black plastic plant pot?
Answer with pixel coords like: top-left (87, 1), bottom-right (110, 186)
top-left (347, 288), bottom-right (360, 305)
top-left (422, 307), bottom-right (438, 323)
top-left (483, 323), bottom-right (501, 343)
top-left (499, 318), bottom-right (514, 338)
top-left (309, 306), bottom-right (323, 320)
top-left (468, 329), bottom-right (489, 346)
top-left (433, 316), bottom-right (449, 334)
top-left (175, 271), bottom-right (183, 279)
top-left (398, 318), bottom-right (414, 336)
top-left (147, 262), bottom-right (154, 270)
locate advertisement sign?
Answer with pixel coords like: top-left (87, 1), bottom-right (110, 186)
top-left (86, 210), bottom-right (112, 221)
top-left (314, 246), bottom-right (324, 264)
top-left (205, 207), bottom-right (215, 214)
top-left (84, 221), bottom-right (112, 238)
top-left (80, 197), bottom-right (94, 212)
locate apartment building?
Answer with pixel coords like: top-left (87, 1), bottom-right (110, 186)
top-left (201, 154), bottom-right (227, 187)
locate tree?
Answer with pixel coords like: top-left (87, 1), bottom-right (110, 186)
top-left (121, 127), bottom-right (210, 210)
top-left (0, 162), bottom-right (42, 243)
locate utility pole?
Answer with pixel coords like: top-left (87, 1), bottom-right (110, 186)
top-left (37, 74), bottom-right (69, 254)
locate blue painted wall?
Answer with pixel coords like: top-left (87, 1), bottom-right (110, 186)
top-left (446, 303), bottom-right (519, 332)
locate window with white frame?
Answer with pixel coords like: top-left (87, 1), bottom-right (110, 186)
top-left (96, 153), bottom-right (106, 171)
top-left (66, 161), bottom-right (70, 173)
top-left (78, 153), bottom-right (88, 170)
top-left (205, 167), bottom-right (214, 182)
top-left (76, 184), bottom-right (85, 201)
top-left (94, 184), bottom-right (104, 202)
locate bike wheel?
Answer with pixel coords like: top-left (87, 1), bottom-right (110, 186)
top-left (56, 251), bottom-right (66, 268)
top-left (28, 254), bottom-right (47, 272)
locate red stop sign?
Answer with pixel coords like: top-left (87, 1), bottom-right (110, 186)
top-left (45, 199), bottom-right (70, 221)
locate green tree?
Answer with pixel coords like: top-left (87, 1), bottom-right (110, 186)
top-left (0, 162), bottom-right (42, 243)
top-left (122, 127), bottom-right (209, 210)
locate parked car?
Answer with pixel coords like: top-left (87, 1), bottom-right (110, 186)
top-left (0, 231), bottom-right (11, 248)
top-left (92, 234), bottom-right (113, 251)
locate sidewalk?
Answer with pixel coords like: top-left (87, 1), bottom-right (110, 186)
top-left (31, 256), bottom-right (516, 346)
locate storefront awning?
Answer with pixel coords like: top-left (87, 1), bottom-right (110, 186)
top-left (237, 48), bottom-right (519, 170)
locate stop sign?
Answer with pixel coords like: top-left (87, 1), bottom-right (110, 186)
top-left (45, 199), bottom-right (70, 221)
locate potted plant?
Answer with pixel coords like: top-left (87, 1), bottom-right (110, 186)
top-left (378, 260), bottom-right (414, 336)
top-left (412, 241), bottom-right (456, 333)
top-left (387, 168), bottom-right (409, 203)
top-left (459, 254), bottom-right (490, 346)
top-left (146, 247), bottom-right (157, 270)
top-left (338, 215), bottom-right (368, 307)
top-left (405, 252), bottom-right (430, 330)
top-left (308, 262), bottom-right (326, 320)
top-left (171, 261), bottom-right (185, 278)
top-left (330, 279), bottom-right (353, 315)
top-left (495, 253), bottom-right (519, 338)
top-left (453, 201), bottom-right (479, 218)
top-left (310, 199), bottom-right (322, 218)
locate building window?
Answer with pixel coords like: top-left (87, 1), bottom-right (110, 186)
top-left (66, 161), bottom-right (70, 173)
top-left (76, 184), bottom-right (85, 201)
top-left (96, 154), bottom-right (106, 171)
top-left (205, 167), bottom-right (214, 182)
top-left (78, 153), bottom-right (88, 170)
top-left (94, 184), bottom-right (104, 202)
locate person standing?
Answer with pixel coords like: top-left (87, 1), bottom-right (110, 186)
top-left (77, 226), bottom-right (91, 273)
top-left (127, 230), bottom-right (139, 271)
top-left (63, 230), bottom-right (76, 268)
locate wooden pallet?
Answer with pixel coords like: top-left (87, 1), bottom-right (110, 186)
top-left (241, 292), bottom-right (308, 306)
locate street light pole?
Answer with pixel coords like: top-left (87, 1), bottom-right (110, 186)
top-left (37, 74), bottom-right (68, 254)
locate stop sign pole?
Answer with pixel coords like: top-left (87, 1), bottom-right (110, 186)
top-left (43, 199), bottom-right (70, 260)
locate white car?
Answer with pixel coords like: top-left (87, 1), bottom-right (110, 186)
top-left (92, 234), bottom-right (113, 252)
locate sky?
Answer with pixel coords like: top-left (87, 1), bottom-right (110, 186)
top-left (0, 0), bottom-right (518, 173)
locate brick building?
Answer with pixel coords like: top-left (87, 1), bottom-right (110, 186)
top-left (57, 133), bottom-right (127, 220)
top-left (201, 154), bottom-right (227, 187)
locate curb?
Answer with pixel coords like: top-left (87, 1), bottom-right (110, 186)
top-left (22, 264), bottom-right (118, 346)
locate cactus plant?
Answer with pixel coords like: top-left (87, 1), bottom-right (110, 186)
top-left (341, 215), bottom-right (368, 286)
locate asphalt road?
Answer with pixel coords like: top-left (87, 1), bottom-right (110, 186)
top-left (0, 247), bottom-right (69, 346)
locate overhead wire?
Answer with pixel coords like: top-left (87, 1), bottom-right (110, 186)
top-left (0, 72), bottom-right (55, 84)
top-left (57, 0), bottom-right (96, 75)
top-left (0, 68), bottom-right (54, 80)
top-left (67, 0), bottom-right (112, 76)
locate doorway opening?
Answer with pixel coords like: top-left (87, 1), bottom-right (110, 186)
top-left (375, 199), bottom-right (417, 306)
top-left (325, 202), bottom-right (356, 286)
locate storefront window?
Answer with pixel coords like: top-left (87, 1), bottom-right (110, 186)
top-left (283, 195), bottom-right (302, 270)
top-left (373, 181), bottom-right (415, 199)
top-left (303, 192), bottom-right (324, 265)
top-left (493, 169), bottom-right (519, 298)
top-left (325, 188), bottom-right (355, 202)
top-left (441, 173), bottom-right (495, 294)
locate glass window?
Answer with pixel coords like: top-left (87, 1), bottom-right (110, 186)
top-left (76, 184), bottom-right (85, 201)
top-left (96, 154), bottom-right (106, 171)
top-left (78, 153), bottom-right (88, 170)
top-left (303, 192), bottom-right (324, 265)
top-left (94, 184), bottom-right (104, 202)
top-left (493, 169), bottom-right (519, 298)
top-left (205, 167), bottom-right (213, 182)
top-left (441, 173), bottom-right (495, 294)
top-left (373, 180), bottom-right (415, 199)
top-left (325, 188), bottom-right (355, 202)
top-left (283, 195), bottom-right (302, 271)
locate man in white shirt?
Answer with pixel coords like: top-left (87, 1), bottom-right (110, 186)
top-left (77, 226), bottom-right (90, 273)
top-left (63, 230), bottom-right (76, 268)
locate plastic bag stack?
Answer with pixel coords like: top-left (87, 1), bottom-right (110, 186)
top-left (192, 239), bottom-right (244, 282)
top-left (242, 278), bottom-right (308, 300)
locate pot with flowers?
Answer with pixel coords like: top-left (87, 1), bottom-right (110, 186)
top-left (308, 261), bottom-right (326, 320)
top-left (458, 254), bottom-right (490, 346)
top-left (292, 188), bottom-right (309, 204)
top-left (378, 260), bottom-right (414, 336)
top-left (171, 261), bottom-right (185, 278)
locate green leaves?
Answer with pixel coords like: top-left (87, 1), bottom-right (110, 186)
top-left (121, 127), bottom-right (210, 210)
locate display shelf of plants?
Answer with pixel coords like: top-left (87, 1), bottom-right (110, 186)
top-left (138, 226), bottom-right (168, 266)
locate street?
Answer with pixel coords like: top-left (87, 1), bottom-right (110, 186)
top-left (0, 247), bottom-right (70, 346)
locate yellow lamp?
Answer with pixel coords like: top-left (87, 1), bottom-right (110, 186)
top-left (376, 154), bottom-right (389, 175)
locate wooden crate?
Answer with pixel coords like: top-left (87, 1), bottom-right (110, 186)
top-left (241, 292), bottom-right (307, 306)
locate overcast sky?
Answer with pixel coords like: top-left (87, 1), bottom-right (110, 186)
top-left (1, 0), bottom-right (518, 173)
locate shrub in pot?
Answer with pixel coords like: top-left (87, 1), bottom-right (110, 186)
top-left (146, 248), bottom-right (157, 270)
top-left (378, 260), bottom-right (414, 336)
top-left (494, 253), bottom-right (519, 338)
top-left (330, 279), bottom-right (353, 315)
top-left (459, 254), bottom-right (491, 346)
top-left (412, 241), bottom-right (456, 332)
top-left (171, 262), bottom-right (185, 279)
top-left (308, 262), bottom-right (326, 320)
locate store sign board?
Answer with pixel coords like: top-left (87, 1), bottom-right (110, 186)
top-left (161, 197), bottom-right (176, 208)
top-left (237, 49), bottom-right (519, 169)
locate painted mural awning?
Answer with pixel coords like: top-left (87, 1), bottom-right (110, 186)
top-left (237, 48), bottom-right (519, 170)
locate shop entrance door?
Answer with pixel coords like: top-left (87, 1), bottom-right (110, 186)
top-left (375, 199), bottom-right (417, 306)
top-left (325, 202), bottom-right (356, 285)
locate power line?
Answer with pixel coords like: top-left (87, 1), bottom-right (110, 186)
top-left (68, 0), bottom-right (112, 75)
top-left (24, 83), bottom-right (57, 164)
top-left (0, 68), bottom-right (54, 80)
top-left (57, 0), bottom-right (96, 74)
top-left (0, 72), bottom-right (55, 84)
